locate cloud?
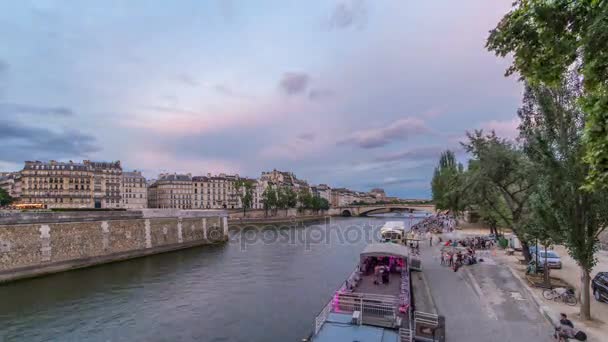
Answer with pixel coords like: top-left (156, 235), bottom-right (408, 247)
top-left (480, 117), bottom-right (520, 140)
top-left (213, 84), bottom-right (251, 99)
top-left (0, 103), bottom-right (74, 116)
top-left (328, 0), bottom-right (367, 30)
top-left (339, 117), bottom-right (429, 149)
top-left (308, 88), bottom-right (335, 101)
top-left (0, 119), bottom-right (100, 163)
top-left (174, 73), bottom-right (199, 87)
top-left (297, 132), bottom-right (316, 141)
top-left (279, 72), bottom-right (309, 95)
top-left (374, 146), bottom-right (446, 162)
top-left (374, 177), bottom-right (426, 186)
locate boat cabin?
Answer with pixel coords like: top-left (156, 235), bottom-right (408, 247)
top-left (380, 221), bottom-right (406, 244)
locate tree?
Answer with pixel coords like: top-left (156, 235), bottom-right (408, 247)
top-left (235, 179), bottom-right (254, 216)
top-left (0, 188), bottom-right (15, 207)
top-left (462, 131), bottom-right (536, 261)
top-left (431, 150), bottom-right (465, 216)
top-left (261, 186), bottom-right (277, 217)
top-left (318, 197), bottom-right (330, 211)
top-left (276, 186), bottom-right (297, 215)
top-left (285, 187), bottom-right (298, 211)
top-left (486, 0), bottom-right (608, 189)
top-left (297, 187), bottom-right (313, 211)
top-left (517, 79), bottom-right (608, 320)
top-left (461, 160), bottom-right (511, 237)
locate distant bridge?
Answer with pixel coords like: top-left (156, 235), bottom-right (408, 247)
top-left (328, 204), bottom-right (435, 217)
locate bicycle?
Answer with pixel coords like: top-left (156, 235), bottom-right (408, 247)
top-left (543, 287), bottom-right (577, 306)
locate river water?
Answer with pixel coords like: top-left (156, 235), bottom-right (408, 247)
top-left (0, 214), bottom-right (425, 342)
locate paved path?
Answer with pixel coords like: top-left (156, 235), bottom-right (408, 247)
top-left (420, 236), bottom-right (554, 342)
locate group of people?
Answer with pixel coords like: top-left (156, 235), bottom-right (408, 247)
top-left (411, 213), bottom-right (456, 235)
top-left (440, 246), bottom-right (478, 270)
top-left (361, 256), bottom-right (401, 286)
top-left (554, 313), bottom-right (586, 341)
top-left (447, 236), bottom-right (495, 250)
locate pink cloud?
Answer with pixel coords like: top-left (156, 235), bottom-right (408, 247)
top-left (480, 117), bottom-right (520, 140)
top-left (338, 117), bottom-right (429, 148)
top-left (132, 150), bottom-right (241, 177)
top-left (119, 100), bottom-right (308, 136)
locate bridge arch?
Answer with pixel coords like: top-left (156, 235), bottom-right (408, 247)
top-left (358, 206), bottom-right (415, 217)
top-left (341, 209), bottom-right (352, 217)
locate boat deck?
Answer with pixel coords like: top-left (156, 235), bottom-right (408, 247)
top-left (353, 272), bottom-right (402, 297)
top-left (313, 312), bottom-right (399, 342)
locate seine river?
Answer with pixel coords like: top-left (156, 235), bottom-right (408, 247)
top-left (0, 214), bottom-right (425, 342)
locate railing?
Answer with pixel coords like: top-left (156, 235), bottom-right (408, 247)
top-left (414, 311), bottom-right (439, 326)
top-left (335, 292), bottom-right (400, 327)
top-left (314, 299), bottom-right (333, 335)
top-left (399, 328), bottom-right (414, 342)
top-left (414, 311), bottom-right (442, 342)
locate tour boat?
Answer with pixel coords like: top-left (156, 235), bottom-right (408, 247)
top-left (380, 221), bottom-right (407, 244)
top-left (306, 242), bottom-right (441, 342)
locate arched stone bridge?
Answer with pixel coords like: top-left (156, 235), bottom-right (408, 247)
top-left (328, 204), bottom-right (435, 217)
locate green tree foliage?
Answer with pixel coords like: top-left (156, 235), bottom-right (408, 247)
top-left (261, 186), bottom-right (277, 216)
top-left (518, 79), bottom-right (608, 319)
top-left (462, 159), bottom-right (511, 237)
top-left (297, 187), bottom-right (313, 211)
top-left (235, 179), bottom-right (254, 215)
top-left (275, 186), bottom-right (298, 215)
top-left (431, 150), bottom-right (465, 215)
top-left (486, 0), bottom-right (608, 189)
top-left (285, 187), bottom-right (298, 210)
top-left (462, 131), bottom-right (536, 261)
top-left (0, 188), bottom-right (15, 207)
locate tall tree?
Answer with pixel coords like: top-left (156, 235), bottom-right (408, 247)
top-left (261, 186), bottom-right (277, 217)
top-left (235, 179), bottom-right (254, 216)
top-left (431, 150), bottom-right (465, 216)
top-left (462, 131), bottom-right (536, 261)
top-left (297, 187), bottom-right (313, 211)
top-left (486, 0), bottom-right (608, 189)
top-left (518, 79), bottom-right (608, 320)
top-left (462, 160), bottom-right (511, 237)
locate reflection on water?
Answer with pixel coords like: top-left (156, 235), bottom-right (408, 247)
top-left (0, 214), bottom-right (422, 342)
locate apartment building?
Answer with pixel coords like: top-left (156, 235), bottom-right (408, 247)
top-left (122, 171), bottom-right (147, 209)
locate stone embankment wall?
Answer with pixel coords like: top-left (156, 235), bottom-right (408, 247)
top-left (227, 208), bottom-right (328, 219)
top-left (0, 210), bottom-right (228, 283)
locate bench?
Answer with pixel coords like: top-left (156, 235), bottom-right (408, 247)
top-left (505, 248), bottom-right (515, 256)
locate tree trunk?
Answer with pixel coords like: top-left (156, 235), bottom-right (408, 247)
top-left (543, 251), bottom-right (550, 287)
top-left (521, 240), bottom-right (531, 262)
top-left (580, 268), bottom-right (591, 320)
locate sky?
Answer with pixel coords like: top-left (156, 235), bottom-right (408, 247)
top-left (0, 0), bottom-right (522, 199)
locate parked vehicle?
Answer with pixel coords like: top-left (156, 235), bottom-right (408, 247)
top-left (592, 272), bottom-right (608, 303)
top-left (532, 249), bottom-right (562, 269)
top-left (542, 287), bottom-right (577, 306)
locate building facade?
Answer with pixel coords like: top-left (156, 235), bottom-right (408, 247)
top-left (370, 188), bottom-right (387, 201)
top-left (86, 160), bottom-right (123, 209)
top-left (311, 184), bottom-right (331, 203)
top-left (122, 171), bottom-right (147, 209)
top-left (19, 160), bottom-right (94, 208)
top-left (147, 173), bottom-right (193, 209)
top-left (192, 173), bottom-right (241, 209)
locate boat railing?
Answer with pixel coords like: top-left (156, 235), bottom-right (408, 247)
top-left (399, 328), bottom-right (414, 342)
top-left (334, 292), bottom-right (400, 327)
top-left (314, 299), bottom-right (333, 335)
top-left (312, 265), bottom-right (360, 335)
